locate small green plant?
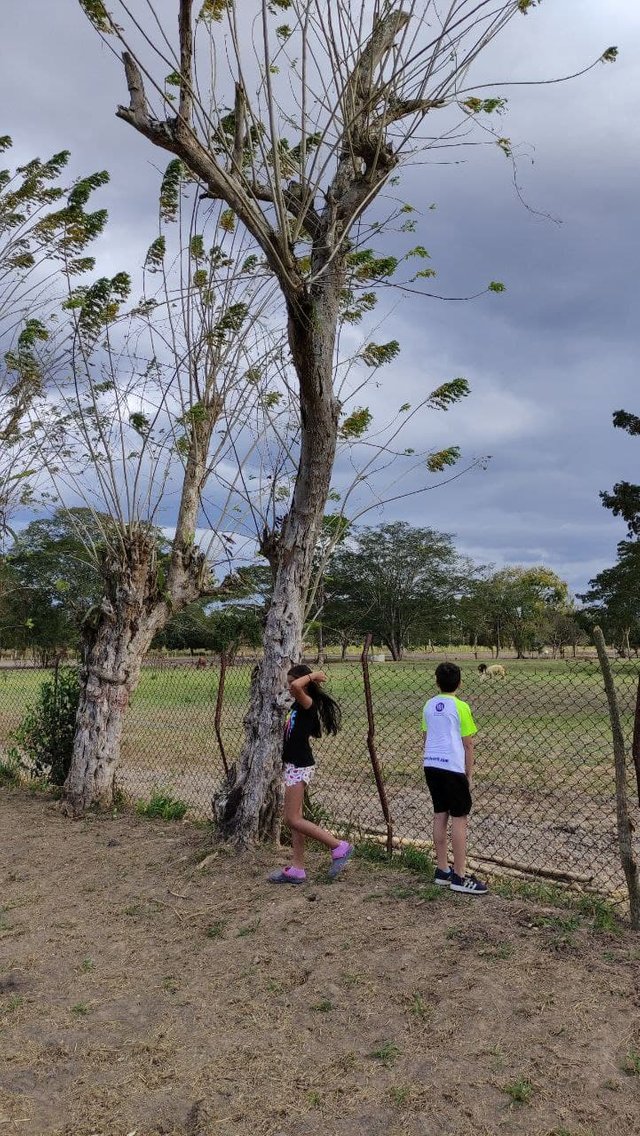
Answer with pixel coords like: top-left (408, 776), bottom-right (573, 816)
top-left (162, 975), bottom-right (179, 993)
top-left (340, 971), bottom-right (363, 988)
top-left (532, 913), bottom-right (581, 948)
top-left (574, 895), bottom-right (621, 935)
top-left (354, 839), bottom-right (389, 865)
top-left (237, 918), bottom-right (261, 937)
top-left (70, 1002), bottom-right (90, 1016)
top-left (399, 844), bottom-right (435, 876)
top-left (311, 997), bottom-right (333, 1012)
top-left (80, 956), bottom-right (95, 972)
top-left (478, 942), bottom-right (514, 960)
top-left (407, 991), bottom-right (431, 1019)
top-left (503, 1076), bottom-right (534, 1104)
top-left (369, 1040), bottom-right (400, 1067)
top-left (8, 667), bottom-right (79, 785)
top-left (0, 754), bottom-right (21, 786)
top-left (205, 920), bottom-right (226, 939)
top-left (2, 995), bottom-right (23, 1013)
top-left (389, 1085), bottom-right (411, 1106)
top-left (306, 1090), bottom-right (322, 1107)
top-left (136, 789), bottom-right (188, 821)
top-left (623, 1048), bottom-right (640, 1076)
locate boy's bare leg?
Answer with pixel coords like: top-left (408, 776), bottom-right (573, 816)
top-left (451, 815), bottom-right (468, 877)
top-left (432, 811), bottom-right (449, 871)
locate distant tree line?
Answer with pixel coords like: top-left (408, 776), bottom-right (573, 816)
top-left (1, 510), bottom-right (601, 663)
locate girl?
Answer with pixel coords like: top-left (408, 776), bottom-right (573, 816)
top-left (268, 664), bottom-right (354, 884)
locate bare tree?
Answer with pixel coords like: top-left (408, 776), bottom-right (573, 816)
top-left (74, 0), bottom-right (615, 840)
top-left (24, 175), bottom-right (282, 815)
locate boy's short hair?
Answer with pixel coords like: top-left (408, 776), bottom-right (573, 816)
top-left (435, 662), bottom-right (461, 693)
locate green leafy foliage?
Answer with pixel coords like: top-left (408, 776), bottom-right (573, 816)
top-left (339, 407), bottom-right (372, 440)
top-left (426, 447), bottom-right (461, 472)
top-left (65, 272), bottom-right (131, 343)
top-left (129, 412), bottom-right (150, 435)
top-left (347, 249), bottom-right (398, 282)
top-left (198, 0), bottom-right (231, 21)
top-left (159, 160), bottom-right (183, 222)
top-left (8, 667), bottom-right (80, 786)
top-left (426, 378), bottom-right (470, 411)
top-left (214, 301), bottom-right (249, 340)
top-left (324, 523), bottom-right (459, 659)
top-left (78, 0), bottom-right (117, 33)
top-left (360, 340), bottom-right (400, 368)
top-left (144, 236), bottom-right (166, 271)
top-left (462, 97), bottom-right (507, 114)
top-left (599, 410), bottom-right (640, 537)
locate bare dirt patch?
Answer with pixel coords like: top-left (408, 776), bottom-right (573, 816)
top-left (1, 790), bottom-right (639, 1136)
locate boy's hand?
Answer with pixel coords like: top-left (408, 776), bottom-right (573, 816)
top-left (311, 670), bottom-right (327, 683)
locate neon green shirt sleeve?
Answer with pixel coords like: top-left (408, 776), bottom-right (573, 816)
top-left (454, 697), bottom-right (477, 738)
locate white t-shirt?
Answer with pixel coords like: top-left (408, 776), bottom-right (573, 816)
top-left (422, 694), bottom-right (477, 775)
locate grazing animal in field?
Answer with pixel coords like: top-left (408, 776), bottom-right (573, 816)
top-left (195, 656), bottom-right (208, 669)
top-left (478, 663), bottom-right (506, 679)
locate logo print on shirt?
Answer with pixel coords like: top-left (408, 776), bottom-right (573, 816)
top-left (435, 701), bottom-right (445, 711)
top-left (284, 708), bottom-right (297, 739)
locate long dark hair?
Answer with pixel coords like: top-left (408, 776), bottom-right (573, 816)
top-left (287, 664), bottom-right (342, 736)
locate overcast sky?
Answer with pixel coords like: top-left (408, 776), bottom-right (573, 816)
top-left (1, 1), bottom-right (638, 595)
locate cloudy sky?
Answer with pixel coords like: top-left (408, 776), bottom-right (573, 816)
top-left (1, 1), bottom-right (637, 595)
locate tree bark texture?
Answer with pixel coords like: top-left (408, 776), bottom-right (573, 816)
top-left (113, 6), bottom-right (410, 843)
top-left (214, 269), bottom-right (342, 842)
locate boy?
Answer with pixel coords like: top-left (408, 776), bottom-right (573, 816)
top-left (422, 662), bottom-right (487, 895)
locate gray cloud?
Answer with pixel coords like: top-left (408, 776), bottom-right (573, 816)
top-left (1, 0), bottom-right (637, 595)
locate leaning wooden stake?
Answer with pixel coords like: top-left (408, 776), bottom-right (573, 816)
top-left (361, 633), bottom-right (394, 856)
top-left (593, 626), bottom-right (640, 929)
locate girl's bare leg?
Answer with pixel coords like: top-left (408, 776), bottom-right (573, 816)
top-left (291, 825), bottom-right (306, 870)
top-left (284, 782), bottom-right (340, 858)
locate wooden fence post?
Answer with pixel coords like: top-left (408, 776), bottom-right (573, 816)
top-left (214, 653), bottom-right (229, 776)
top-left (593, 626), bottom-right (640, 929)
top-left (361, 632), bottom-right (394, 857)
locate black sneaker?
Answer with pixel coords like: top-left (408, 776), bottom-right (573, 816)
top-left (449, 872), bottom-right (488, 895)
top-left (434, 867), bottom-right (453, 886)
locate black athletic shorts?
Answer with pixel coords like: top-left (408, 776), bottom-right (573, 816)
top-left (424, 767), bottom-right (472, 817)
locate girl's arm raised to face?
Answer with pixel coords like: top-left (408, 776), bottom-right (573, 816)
top-left (288, 671), bottom-right (326, 709)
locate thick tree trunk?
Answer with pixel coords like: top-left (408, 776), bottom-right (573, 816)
top-left (62, 533), bottom-right (168, 817)
top-left (63, 619), bottom-right (148, 815)
top-left (62, 523), bottom-right (207, 817)
top-left (214, 269), bottom-right (342, 844)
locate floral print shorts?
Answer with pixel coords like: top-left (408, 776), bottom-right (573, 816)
top-left (283, 763), bottom-right (315, 787)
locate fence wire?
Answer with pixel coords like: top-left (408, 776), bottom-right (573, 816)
top-left (1, 655), bottom-right (639, 897)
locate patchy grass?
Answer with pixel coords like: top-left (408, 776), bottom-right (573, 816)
top-left (135, 789), bottom-right (188, 821)
top-left (502, 1076), bottom-right (534, 1104)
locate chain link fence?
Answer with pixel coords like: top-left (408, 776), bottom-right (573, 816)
top-left (1, 653), bottom-right (639, 898)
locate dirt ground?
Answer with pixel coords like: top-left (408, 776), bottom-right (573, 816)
top-left (1, 791), bottom-right (639, 1136)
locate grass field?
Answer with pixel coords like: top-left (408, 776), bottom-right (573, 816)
top-left (2, 657), bottom-right (639, 894)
